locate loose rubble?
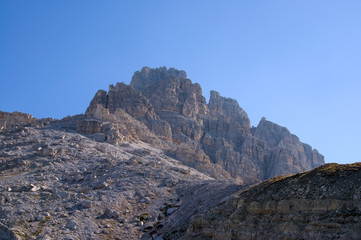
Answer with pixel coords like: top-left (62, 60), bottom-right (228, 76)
top-left (0, 125), bottom-right (240, 239)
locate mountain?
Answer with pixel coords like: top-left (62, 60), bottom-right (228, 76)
top-left (86, 66), bottom-right (324, 183)
top-left (0, 66), bottom-right (335, 240)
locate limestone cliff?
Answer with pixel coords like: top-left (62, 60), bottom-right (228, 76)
top-left (86, 82), bottom-right (172, 140)
top-left (86, 66), bottom-right (325, 183)
top-left (254, 118), bottom-right (325, 179)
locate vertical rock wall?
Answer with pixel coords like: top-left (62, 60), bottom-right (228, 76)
top-left (86, 66), bottom-right (324, 183)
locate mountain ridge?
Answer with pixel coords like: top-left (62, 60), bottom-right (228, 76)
top-left (85, 66), bottom-right (324, 183)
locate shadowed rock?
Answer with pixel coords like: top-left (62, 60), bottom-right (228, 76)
top-left (183, 163), bottom-right (361, 240)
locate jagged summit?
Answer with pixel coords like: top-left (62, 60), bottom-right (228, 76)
top-left (0, 67), bottom-right (324, 184)
top-left (131, 66), bottom-right (188, 92)
top-left (84, 66), bottom-right (324, 183)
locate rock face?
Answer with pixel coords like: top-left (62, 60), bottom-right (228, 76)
top-left (86, 82), bottom-right (172, 141)
top-left (86, 66), bottom-right (324, 183)
top-left (0, 111), bottom-right (36, 131)
top-left (183, 163), bottom-right (361, 240)
top-left (131, 66), bottom-right (187, 92)
top-left (254, 118), bottom-right (325, 179)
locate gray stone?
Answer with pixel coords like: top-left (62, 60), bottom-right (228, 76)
top-left (166, 207), bottom-right (176, 215)
top-left (80, 200), bottom-right (92, 209)
top-left (65, 220), bottom-right (77, 230)
top-left (104, 209), bottom-right (119, 219)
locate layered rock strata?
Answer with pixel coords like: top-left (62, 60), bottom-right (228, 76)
top-left (183, 163), bottom-right (361, 240)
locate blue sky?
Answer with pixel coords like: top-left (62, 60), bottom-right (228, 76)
top-left (1, 1), bottom-right (360, 164)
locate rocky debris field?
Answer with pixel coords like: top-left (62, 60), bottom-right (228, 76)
top-left (0, 124), bottom-right (242, 240)
top-left (184, 163), bottom-right (361, 240)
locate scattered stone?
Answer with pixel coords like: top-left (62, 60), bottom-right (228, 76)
top-left (79, 186), bottom-right (91, 193)
top-left (166, 207), bottom-right (176, 215)
top-left (36, 215), bottom-right (46, 221)
top-left (0, 195), bottom-right (6, 205)
top-left (65, 220), bottom-right (78, 230)
top-left (37, 145), bottom-right (57, 157)
top-left (140, 197), bottom-right (151, 203)
top-left (63, 203), bottom-right (73, 211)
top-left (57, 192), bottom-right (69, 199)
top-left (30, 184), bottom-right (41, 192)
top-left (55, 207), bottom-right (63, 212)
top-left (80, 200), bottom-right (92, 209)
top-left (104, 209), bottom-right (120, 219)
top-left (139, 213), bottom-right (150, 222)
top-left (93, 182), bottom-right (109, 190)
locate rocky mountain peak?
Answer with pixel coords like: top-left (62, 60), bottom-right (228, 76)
top-left (83, 66), bottom-right (324, 184)
top-left (86, 82), bottom-right (157, 119)
top-left (253, 117), bottom-right (292, 147)
top-left (208, 90), bottom-right (249, 124)
top-left (131, 66), bottom-right (187, 92)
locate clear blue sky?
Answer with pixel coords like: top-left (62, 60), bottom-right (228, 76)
top-left (1, 1), bottom-right (360, 164)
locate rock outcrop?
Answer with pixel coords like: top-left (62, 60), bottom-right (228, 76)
top-left (86, 82), bottom-right (172, 141)
top-left (254, 118), bottom-right (325, 179)
top-left (183, 163), bottom-right (361, 240)
top-left (86, 66), bottom-right (324, 183)
top-left (0, 111), bottom-right (36, 131)
top-left (131, 66), bottom-right (187, 92)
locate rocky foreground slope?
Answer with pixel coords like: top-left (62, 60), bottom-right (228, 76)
top-left (183, 163), bottom-right (361, 240)
top-left (0, 122), bottom-right (243, 240)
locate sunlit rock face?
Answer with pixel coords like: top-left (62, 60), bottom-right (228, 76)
top-left (86, 66), bottom-right (324, 183)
